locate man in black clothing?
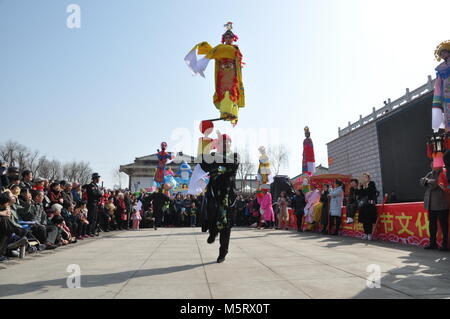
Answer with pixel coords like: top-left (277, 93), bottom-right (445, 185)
top-left (19, 170), bottom-right (33, 190)
top-left (320, 184), bottom-right (330, 234)
top-left (148, 190), bottom-right (170, 230)
top-left (292, 189), bottom-right (306, 232)
top-left (200, 134), bottom-right (240, 263)
top-left (86, 173), bottom-right (103, 236)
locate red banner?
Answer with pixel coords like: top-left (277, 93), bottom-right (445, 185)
top-left (283, 203), bottom-right (449, 248)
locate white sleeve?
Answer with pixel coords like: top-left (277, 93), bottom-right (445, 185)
top-left (432, 108), bottom-right (445, 132)
top-left (184, 49), bottom-right (210, 78)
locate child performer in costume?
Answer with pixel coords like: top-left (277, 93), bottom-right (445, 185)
top-left (131, 206), bottom-right (142, 230)
top-left (256, 184), bottom-right (275, 229)
top-left (154, 142), bottom-right (175, 188)
top-left (302, 127), bottom-right (316, 176)
top-left (185, 22), bottom-right (245, 125)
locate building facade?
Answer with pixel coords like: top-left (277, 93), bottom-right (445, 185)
top-left (327, 76), bottom-right (435, 202)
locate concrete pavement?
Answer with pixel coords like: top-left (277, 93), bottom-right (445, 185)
top-left (1, 227), bottom-right (450, 299)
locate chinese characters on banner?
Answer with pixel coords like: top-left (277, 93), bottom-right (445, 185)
top-left (286, 203), bottom-right (449, 248)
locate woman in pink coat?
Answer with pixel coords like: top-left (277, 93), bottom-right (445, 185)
top-left (257, 185), bottom-right (275, 229)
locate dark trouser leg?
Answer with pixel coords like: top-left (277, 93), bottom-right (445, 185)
top-left (333, 216), bottom-right (341, 234)
top-left (429, 211), bottom-right (438, 246)
top-left (438, 210), bottom-right (449, 248)
top-left (46, 225), bottom-right (59, 244)
top-left (88, 207), bottom-right (98, 234)
top-left (31, 224), bottom-right (47, 243)
top-left (219, 227), bottom-right (231, 257)
top-left (363, 223), bottom-right (373, 235)
top-left (296, 214), bottom-right (303, 231)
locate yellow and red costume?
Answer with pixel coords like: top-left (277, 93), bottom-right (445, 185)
top-left (185, 23), bottom-right (245, 125)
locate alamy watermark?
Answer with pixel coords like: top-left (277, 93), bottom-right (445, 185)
top-left (66, 4), bottom-right (81, 29)
top-left (66, 264), bottom-right (81, 288)
top-left (366, 264), bottom-right (381, 289)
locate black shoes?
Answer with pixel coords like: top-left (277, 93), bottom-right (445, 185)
top-left (439, 246), bottom-right (449, 252)
top-left (207, 232), bottom-right (218, 244)
top-left (217, 255), bottom-right (226, 263)
top-left (217, 249), bottom-right (228, 263)
top-left (424, 244), bottom-right (437, 250)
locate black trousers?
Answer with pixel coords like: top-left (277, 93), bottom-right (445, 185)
top-left (154, 209), bottom-right (163, 228)
top-left (363, 223), bottom-right (373, 235)
top-left (45, 225), bottom-right (59, 244)
top-left (87, 205), bottom-right (98, 234)
top-left (209, 226), bottom-right (231, 257)
top-left (295, 212), bottom-right (303, 231)
top-left (346, 204), bottom-right (357, 219)
top-left (330, 216), bottom-right (341, 234)
top-left (30, 224), bottom-right (47, 244)
top-left (429, 210), bottom-right (449, 247)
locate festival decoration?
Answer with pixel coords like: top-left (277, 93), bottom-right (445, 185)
top-left (185, 22), bottom-right (245, 125)
top-left (428, 41), bottom-right (450, 172)
top-left (302, 127), bottom-right (316, 176)
top-left (257, 146), bottom-right (273, 186)
top-left (153, 142), bottom-right (175, 188)
top-left (197, 120), bottom-right (215, 160)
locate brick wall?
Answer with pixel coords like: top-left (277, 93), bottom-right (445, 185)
top-left (327, 122), bottom-right (383, 202)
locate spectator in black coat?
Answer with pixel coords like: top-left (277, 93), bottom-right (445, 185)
top-left (292, 189), bottom-right (306, 232)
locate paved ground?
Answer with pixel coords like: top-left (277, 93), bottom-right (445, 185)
top-left (1, 227), bottom-right (450, 299)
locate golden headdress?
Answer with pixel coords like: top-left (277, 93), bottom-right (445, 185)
top-left (435, 40), bottom-right (450, 61)
top-left (304, 126), bottom-right (310, 133)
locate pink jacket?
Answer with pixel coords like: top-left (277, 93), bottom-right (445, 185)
top-left (257, 192), bottom-right (275, 222)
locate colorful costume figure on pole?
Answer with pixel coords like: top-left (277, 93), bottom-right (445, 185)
top-left (257, 146), bottom-right (273, 186)
top-left (302, 127), bottom-right (316, 176)
top-left (428, 42), bottom-right (450, 170)
top-left (154, 142), bottom-right (175, 188)
top-left (432, 40), bottom-right (450, 133)
top-left (185, 22), bottom-right (245, 125)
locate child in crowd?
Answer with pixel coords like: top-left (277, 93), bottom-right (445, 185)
top-left (190, 202), bottom-right (197, 227)
top-left (131, 206), bottom-right (142, 230)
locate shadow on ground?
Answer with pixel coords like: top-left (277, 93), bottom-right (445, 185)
top-left (0, 262), bottom-right (215, 298)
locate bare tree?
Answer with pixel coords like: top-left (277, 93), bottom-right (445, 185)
top-left (48, 159), bottom-right (62, 181)
top-left (235, 148), bottom-right (256, 193)
top-left (27, 150), bottom-right (42, 176)
top-left (112, 168), bottom-right (126, 189)
top-left (267, 144), bottom-right (289, 176)
top-left (76, 161), bottom-right (93, 185)
top-left (1, 140), bottom-right (94, 184)
top-left (37, 158), bottom-right (52, 180)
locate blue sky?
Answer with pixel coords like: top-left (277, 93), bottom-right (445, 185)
top-left (0, 0), bottom-right (449, 187)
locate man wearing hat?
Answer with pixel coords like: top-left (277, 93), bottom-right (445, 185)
top-left (86, 173), bottom-right (103, 236)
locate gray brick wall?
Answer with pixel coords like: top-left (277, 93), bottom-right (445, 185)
top-left (327, 122), bottom-right (383, 202)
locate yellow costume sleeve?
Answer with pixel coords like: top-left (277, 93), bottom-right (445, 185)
top-left (197, 42), bottom-right (213, 55)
